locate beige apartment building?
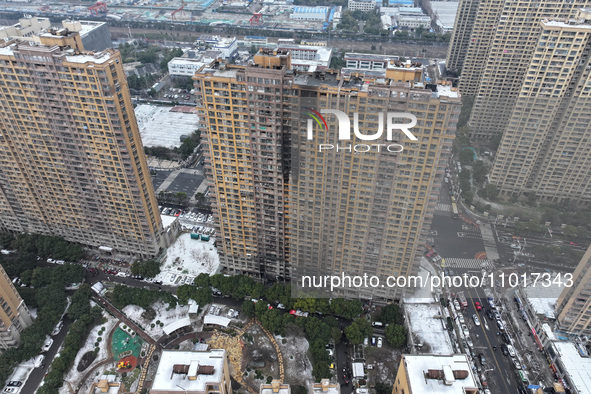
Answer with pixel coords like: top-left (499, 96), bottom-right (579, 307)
top-left (0, 31), bottom-right (163, 258)
top-left (445, 0), bottom-right (481, 75)
top-left (449, 0), bottom-right (591, 140)
top-left (489, 11), bottom-right (591, 203)
top-left (194, 50), bottom-right (460, 299)
top-left (0, 264), bottom-right (33, 350)
top-left (556, 245), bottom-right (591, 337)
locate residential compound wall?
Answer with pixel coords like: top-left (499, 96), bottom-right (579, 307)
top-left (193, 49), bottom-right (460, 300)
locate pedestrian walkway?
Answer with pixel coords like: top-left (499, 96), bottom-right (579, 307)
top-left (444, 258), bottom-right (493, 269)
top-left (135, 344), bottom-right (156, 394)
top-left (480, 223), bottom-right (500, 261)
top-left (436, 203), bottom-right (452, 212)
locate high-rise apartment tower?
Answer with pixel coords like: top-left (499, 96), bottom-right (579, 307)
top-left (556, 243), bottom-right (591, 336)
top-left (194, 51), bottom-right (460, 300)
top-left (489, 10), bottom-right (591, 203)
top-left (0, 264), bottom-right (33, 350)
top-left (0, 32), bottom-right (163, 257)
top-left (448, 0), bottom-right (591, 140)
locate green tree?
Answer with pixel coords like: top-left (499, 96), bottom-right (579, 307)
top-left (194, 272), bottom-right (210, 287)
top-left (375, 382), bottom-right (393, 394)
top-left (472, 161), bottom-right (487, 185)
top-left (380, 303), bottom-right (403, 325)
top-left (385, 324), bottom-right (407, 348)
top-left (459, 148), bottom-right (475, 165)
top-left (344, 323), bottom-right (363, 344)
top-left (131, 260), bottom-right (161, 278)
top-left (481, 184), bottom-right (499, 201)
top-left (564, 225), bottom-right (578, 239)
top-left (242, 300), bottom-right (256, 318)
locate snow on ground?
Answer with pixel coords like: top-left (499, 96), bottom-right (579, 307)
top-left (122, 301), bottom-right (190, 339)
top-left (153, 233), bottom-right (220, 286)
top-left (405, 301), bottom-right (454, 355)
top-left (63, 312), bottom-right (119, 386)
top-left (135, 104), bottom-right (199, 148)
top-left (275, 334), bottom-right (314, 388)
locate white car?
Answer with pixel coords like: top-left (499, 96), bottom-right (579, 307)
top-left (461, 324), bottom-right (470, 337)
top-left (377, 337), bottom-right (383, 348)
top-left (458, 314), bottom-right (465, 324)
top-left (507, 344), bottom-right (516, 358)
top-left (41, 336), bottom-right (53, 352)
top-left (473, 314), bottom-right (481, 326)
top-left (33, 355), bottom-right (45, 368)
top-left (51, 321), bottom-right (63, 336)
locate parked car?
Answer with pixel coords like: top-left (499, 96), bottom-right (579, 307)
top-left (34, 355), bottom-right (45, 368)
top-left (51, 321), bottom-right (63, 336)
top-left (6, 382), bottom-right (21, 388)
top-left (41, 336), bottom-right (53, 352)
top-left (377, 337), bottom-right (383, 348)
top-left (371, 336), bottom-right (376, 346)
top-left (478, 353), bottom-right (486, 365)
top-left (497, 320), bottom-right (505, 331)
top-left (500, 344), bottom-right (509, 356)
top-left (486, 309), bottom-right (494, 320)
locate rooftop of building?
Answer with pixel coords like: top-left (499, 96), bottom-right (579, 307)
top-left (292, 6), bottom-right (329, 13)
top-left (430, 1), bottom-right (460, 29)
top-left (404, 299), bottom-right (454, 355)
top-left (345, 52), bottom-right (399, 61)
top-left (402, 354), bottom-right (479, 393)
top-left (310, 379), bottom-right (340, 393)
top-left (0, 41), bottom-right (114, 65)
top-left (522, 274), bottom-right (567, 319)
top-left (260, 380), bottom-right (291, 394)
top-left (552, 341), bottom-right (591, 393)
top-left (151, 349), bottom-right (226, 392)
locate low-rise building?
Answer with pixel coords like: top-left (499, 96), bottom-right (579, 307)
top-left (290, 6), bottom-right (329, 20)
top-left (310, 379), bottom-right (340, 393)
top-left (276, 44), bottom-right (332, 72)
top-left (195, 35), bottom-right (238, 59)
top-left (348, 0), bottom-right (375, 12)
top-left (260, 380), bottom-right (290, 394)
top-left (393, 354), bottom-right (479, 394)
top-left (167, 50), bottom-right (222, 77)
top-left (151, 349), bottom-right (232, 394)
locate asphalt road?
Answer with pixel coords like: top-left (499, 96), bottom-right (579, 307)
top-left (24, 316), bottom-right (73, 393)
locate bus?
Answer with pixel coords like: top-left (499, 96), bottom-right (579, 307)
top-left (451, 202), bottom-right (459, 218)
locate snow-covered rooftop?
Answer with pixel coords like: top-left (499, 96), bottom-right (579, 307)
top-left (151, 349), bottom-right (227, 393)
top-left (64, 51), bottom-right (112, 64)
top-left (430, 1), bottom-right (459, 30)
top-left (401, 354), bottom-right (478, 393)
top-left (405, 301), bottom-right (454, 355)
top-left (523, 277), bottom-right (566, 319)
top-left (436, 84), bottom-right (460, 99)
top-left (134, 105), bottom-right (200, 149)
top-left (163, 317), bottom-right (191, 335)
top-left (552, 341), bottom-right (591, 394)
top-left (203, 315), bottom-right (231, 327)
top-left (161, 215), bottom-right (177, 229)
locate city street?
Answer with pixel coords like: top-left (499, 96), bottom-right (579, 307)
top-left (21, 316), bottom-right (73, 394)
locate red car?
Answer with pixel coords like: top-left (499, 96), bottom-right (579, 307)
top-left (474, 302), bottom-right (482, 311)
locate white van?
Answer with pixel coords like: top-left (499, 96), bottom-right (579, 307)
top-left (372, 322), bottom-right (383, 327)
